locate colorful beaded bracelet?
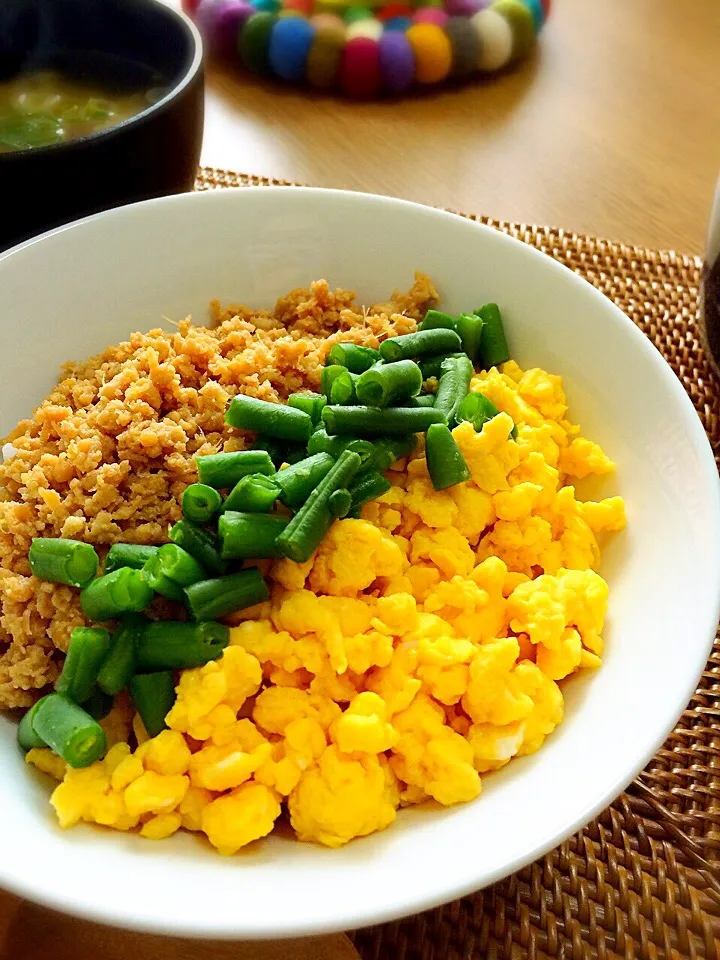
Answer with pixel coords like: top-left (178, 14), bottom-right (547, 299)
top-left (183, 0), bottom-right (548, 98)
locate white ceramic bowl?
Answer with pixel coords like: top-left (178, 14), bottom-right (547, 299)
top-left (0, 188), bottom-right (718, 940)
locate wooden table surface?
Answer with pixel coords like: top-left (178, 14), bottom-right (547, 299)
top-left (196, 0), bottom-right (720, 254)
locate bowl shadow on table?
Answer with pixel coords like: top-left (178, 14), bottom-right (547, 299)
top-left (207, 45), bottom-right (541, 120)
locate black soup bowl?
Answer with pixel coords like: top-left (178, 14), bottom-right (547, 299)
top-left (0, 0), bottom-right (204, 250)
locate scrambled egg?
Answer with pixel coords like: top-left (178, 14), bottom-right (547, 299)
top-left (35, 362), bottom-right (625, 853)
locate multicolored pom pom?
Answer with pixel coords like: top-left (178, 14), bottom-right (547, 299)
top-left (191, 0), bottom-right (548, 97)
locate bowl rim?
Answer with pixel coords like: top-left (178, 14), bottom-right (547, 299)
top-left (0, 0), bottom-right (203, 161)
top-left (0, 186), bottom-right (718, 939)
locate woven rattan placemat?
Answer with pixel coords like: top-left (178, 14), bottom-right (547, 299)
top-left (197, 167), bottom-right (720, 958)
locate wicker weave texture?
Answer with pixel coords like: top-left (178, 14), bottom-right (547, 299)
top-left (197, 168), bottom-right (720, 959)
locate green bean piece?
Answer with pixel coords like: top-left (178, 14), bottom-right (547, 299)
top-left (135, 620), bottom-right (230, 671)
top-left (252, 436), bottom-right (286, 468)
top-left (456, 312), bottom-right (485, 364)
top-left (55, 626), bottom-right (112, 704)
top-left (185, 568), bottom-right (270, 621)
top-left (142, 553), bottom-right (186, 603)
top-left (475, 303), bottom-right (510, 368)
top-left (322, 405), bottom-right (446, 438)
top-left (225, 395), bottom-right (313, 443)
top-left (409, 393), bottom-right (436, 408)
top-left (276, 452), bottom-right (335, 508)
top-left (182, 483), bottom-right (223, 523)
top-left (218, 512), bottom-right (290, 560)
top-left (419, 352), bottom-right (467, 380)
top-left (80, 568), bottom-right (153, 622)
top-left (223, 473), bottom-right (280, 513)
top-left (419, 310), bottom-right (457, 332)
top-left (97, 616), bottom-right (142, 696)
top-left (369, 435), bottom-right (418, 472)
top-left (276, 450), bottom-right (362, 563)
top-left (328, 488), bottom-right (352, 518)
top-left (356, 359), bottom-right (423, 407)
top-left (455, 392), bottom-right (517, 437)
top-left (128, 672), bottom-right (175, 738)
top-left (434, 354), bottom-right (474, 423)
top-left (426, 423), bottom-right (471, 491)
top-left (17, 697), bottom-right (48, 751)
top-left (348, 470), bottom-right (392, 516)
top-left (196, 450), bottom-right (275, 489)
top-left (329, 370), bottom-right (359, 405)
top-left (29, 538), bottom-right (99, 588)
top-left (326, 343), bottom-right (380, 373)
top-left (169, 520), bottom-right (227, 576)
top-left (154, 543), bottom-right (207, 587)
top-left (32, 694), bottom-right (107, 768)
top-left (83, 688), bottom-right (114, 721)
top-left (379, 329), bottom-right (462, 363)
top-left (321, 364), bottom-right (349, 401)
top-left (287, 392), bottom-right (327, 424)
top-left (307, 429), bottom-right (375, 463)
top-left (104, 544), bottom-right (158, 575)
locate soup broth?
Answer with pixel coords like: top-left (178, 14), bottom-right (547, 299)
top-left (0, 69), bottom-right (162, 153)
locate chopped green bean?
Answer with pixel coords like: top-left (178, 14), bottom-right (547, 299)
top-left (104, 544), bottom-right (158, 575)
top-left (307, 428), bottom-right (375, 463)
top-left (185, 567), bottom-right (270, 621)
top-left (29, 538), bottom-right (99, 587)
top-left (455, 392), bottom-right (517, 437)
top-left (226, 395), bottom-right (313, 443)
top-left (128, 672), bottom-right (175, 738)
top-left (83, 688), bottom-right (114, 721)
top-left (142, 553), bottom-right (186, 603)
top-left (419, 310), bottom-right (457, 332)
top-left (326, 343), bottom-right (380, 373)
top-left (32, 693), bottom-right (107, 768)
top-left (196, 450), bottom-right (275, 489)
top-left (348, 470), bottom-right (392, 516)
top-left (97, 616), bottom-right (142, 696)
top-left (456, 312), bottom-right (485, 364)
top-left (276, 450), bottom-right (362, 563)
top-left (434, 354), bottom-right (474, 423)
top-left (17, 697), bottom-right (48, 751)
top-left (153, 543), bottom-right (207, 587)
top-left (356, 359), bottom-right (423, 407)
top-left (135, 620), bottom-right (230, 671)
top-left (56, 627), bottom-right (112, 704)
top-left (276, 452), bottom-right (335, 508)
top-left (169, 520), bottom-right (227, 576)
top-left (419, 352), bottom-right (467, 380)
top-left (425, 423), bottom-right (471, 490)
top-left (218, 511), bottom-right (290, 560)
top-left (223, 473), bottom-right (280, 513)
top-left (182, 483), bottom-right (223, 523)
top-left (329, 370), bottom-right (359, 405)
top-left (328, 488), bottom-right (352, 518)
top-left (371, 435), bottom-right (418, 471)
top-left (322, 405), bottom-right (446, 438)
top-left (284, 446), bottom-right (308, 464)
top-left (476, 303), bottom-right (510, 368)
top-left (321, 364), bottom-right (348, 401)
top-left (80, 568), bottom-right (153, 622)
top-left (409, 393), bottom-right (436, 408)
top-left (379, 329), bottom-right (462, 363)
top-left (287, 392), bottom-right (327, 424)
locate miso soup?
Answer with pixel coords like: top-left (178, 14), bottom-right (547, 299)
top-left (0, 69), bottom-right (164, 153)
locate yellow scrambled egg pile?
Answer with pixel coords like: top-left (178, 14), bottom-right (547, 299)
top-left (28, 362), bottom-right (626, 853)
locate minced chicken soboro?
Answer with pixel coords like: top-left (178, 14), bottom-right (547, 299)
top-left (0, 275), bottom-right (437, 709)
